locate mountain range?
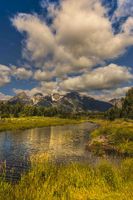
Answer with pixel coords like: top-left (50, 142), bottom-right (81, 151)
top-left (7, 91), bottom-right (113, 112)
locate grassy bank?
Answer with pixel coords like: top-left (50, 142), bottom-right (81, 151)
top-left (0, 119), bottom-right (133, 199)
top-left (0, 117), bottom-right (87, 132)
top-left (0, 155), bottom-right (133, 200)
top-left (87, 119), bottom-right (133, 156)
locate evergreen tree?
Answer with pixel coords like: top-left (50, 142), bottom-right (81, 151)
top-left (106, 87), bottom-right (133, 119)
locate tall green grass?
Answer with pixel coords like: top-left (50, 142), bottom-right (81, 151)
top-left (89, 119), bottom-right (133, 156)
top-left (0, 117), bottom-right (86, 132)
top-left (0, 155), bottom-right (133, 200)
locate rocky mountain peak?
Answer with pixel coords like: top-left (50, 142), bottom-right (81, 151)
top-left (8, 92), bottom-right (30, 104)
top-left (32, 93), bottom-right (44, 105)
top-left (16, 92), bottom-right (28, 98)
top-left (7, 91), bottom-right (113, 112)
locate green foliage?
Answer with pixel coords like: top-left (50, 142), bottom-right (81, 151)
top-left (121, 88), bottom-right (133, 119)
top-left (106, 87), bottom-right (133, 120)
top-left (0, 117), bottom-right (86, 132)
top-left (0, 100), bottom-right (105, 119)
top-left (109, 128), bottom-right (133, 144)
top-left (0, 102), bottom-right (24, 118)
top-left (89, 120), bottom-right (133, 156)
top-left (0, 158), bottom-right (133, 200)
top-left (105, 106), bottom-right (122, 120)
top-left (0, 102), bottom-right (77, 118)
top-left (89, 141), bottom-right (105, 156)
top-left (120, 158), bottom-right (133, 181)
top-left (97, 161), bottom-right (119, 190)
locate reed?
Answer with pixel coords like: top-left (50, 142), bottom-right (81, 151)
top-left (0, 154), bottom-right (133, 200)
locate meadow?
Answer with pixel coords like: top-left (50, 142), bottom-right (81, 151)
top-left (0, 154), bottom-right (133, 200)
top-left (0, 117), bottom-right (86, 132)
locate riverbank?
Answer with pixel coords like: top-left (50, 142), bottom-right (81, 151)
top-left (0, 119), bottom-right (133, 199)
top-left (0, 117), bottom-right (87, 132)
top-left (1, 117), bottom-right (133, 157)
top-left (87, 119), bottom-right (133, 156)
top-left (0, 154), bottom-right (133, 200)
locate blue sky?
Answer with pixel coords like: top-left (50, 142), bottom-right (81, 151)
top-left (0, 0), bottom-right (133, 100)
top-left (0, 0), bottom-right (42, 95)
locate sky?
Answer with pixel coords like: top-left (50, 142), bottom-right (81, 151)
top-left (0, 0), bottom-right (133, 101)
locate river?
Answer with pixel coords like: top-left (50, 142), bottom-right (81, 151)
top-left (0, 122), bottom-right (100, 181)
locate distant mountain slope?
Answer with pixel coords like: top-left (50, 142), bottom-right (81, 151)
top-left (8, 92), bottom-right (31, 105)
top-left (7, 91), bottom-right (112, 112)
top-left (82, 96), bottom-right (112, 112)
top-left (60, 92), bottom-right (112, 112)
top-left (109, 98), bottom-right (124, 109)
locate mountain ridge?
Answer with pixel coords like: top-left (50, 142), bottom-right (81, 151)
top-left (7, 91), bottom-right (112, 112)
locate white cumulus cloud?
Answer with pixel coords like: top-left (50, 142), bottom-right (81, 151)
top-left (12, 0), bottom-right (133, 76)
top-left (9, 0), bottom-right (133, 99)
top-left (0, 64), bottom-right (33, 87)
top-left (60, 64), bottom-right (133, 91)
top-left (12, 66), bottom-right (33, 79)
top-left (0, 65), bottom-right (11, 87)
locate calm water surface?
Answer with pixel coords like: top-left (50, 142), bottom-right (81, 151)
top-left (0, 122), bottom-right (102, 181)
